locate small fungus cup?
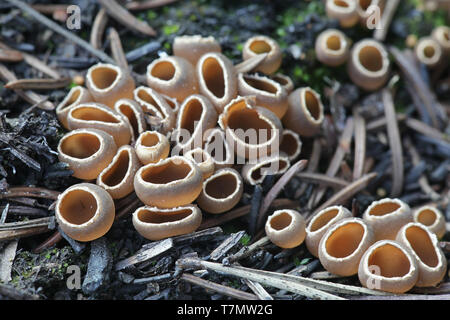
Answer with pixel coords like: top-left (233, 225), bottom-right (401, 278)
top-left (318, 217), bottom-right (375, 276)
top-left (146, 56), bottom-right (198, 102)
top-left (58, 128), bottom-right (117, 180)
top-left (133, 204), bottom-right (202, 241)
top-left (325, 0), bottom-right (359, 28)
top-left (56, 86), bottom-right (93, 129)
top-left (97, 145), bottom-right (141, 199)
top-left (184, 148), bottom-right (215, 180)
top-left (55, 183), bottom-right (115, 242)
top-left (431, 26), bottom-right (450, 55)
top-left (305, 205), bottom-right (353, 258)
top-left (396, 223), bottom-right (447, 287)
top-left (412, 205), bottom-right (446, 239)
top-left (242, 35), bottom-right (282, 75)
top-left (347, 39), bottom-right (390, 91)
top-left (173, 35), bottom-right (221, 66)
top-left (363, 198), bottom-right (412, 241)
top-left (196, 168), bottom-right (243, 214)
top-left (86, 63), bottom-right (135, 108)
top-left (265, 209), bottom-right (306, 249)
top-left (134, 156), bottom-right (203, 209)
top-left (282, 87), bottom-right (324, 137)
top-left (358, 240), bottom-right (419, 294)
top-left (415, 37), bottom-right (443, 68)
top-left (135, 131), bottom-right (170, 165)
top-left (315, 28), bottom-right (351, 67)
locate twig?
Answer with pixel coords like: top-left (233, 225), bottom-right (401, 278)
top-left (5, 0), bottom-right (115, 64)
top-left (310, 172), bottom-right (378, 220)
top-left (0, 186), bottom-right (60, 200)
top-left (126, 0), bottom-right (179, 10)
top-left (295, 138), bottom-right (322, 198)
top-left (373, 0), bottom-right (400, 41)
top-left (31, 4), bottom-right (68, 14)
top-left (311, 118), bottom-right (354, 207)
top-left (0, 63), bottom-right (54, 110)
top-left (0, 203), bottom-right (9, 224)
top-left (353, 113), bottom-right (366, 181)
top-left (351, 294), bottom-right (450, 300)
top-left (90, 8), bottom-right (108, 50)
top-left (366, 114), bottom-right (406, 132)
top-left (226, 236), bottom-right (271, 264)
top-left (296, 172), bottom-right (349, 189)
top-left (382, 88), bottom-right (404, 197)
top-left (256, 159), bottom-right (308, 230)
top-left (108, 28), bottom-right (128, 70)
top-left (405, 118), bottom-right (450, 143)
top-left (5, 78), bottom-right (71, 90)
top-left (98, 0), bottom-right (157, 37)
top-left (0, 284), bottom-right (39, 300)
top-left (0, 48), bottom-right (23, 62)
top-left (181, 273), bottom-right (258, 300)
top-left (210, 231), bottom-right (246, 261)
top-left (33, 231), bottom-right (62, 254)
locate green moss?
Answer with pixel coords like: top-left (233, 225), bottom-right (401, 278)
top-left (163, 24), bottom-right (180, 35)
top-left (240, 234), bottom-right (251, 246)
top-left (147, 10), bottom-right (157, 20)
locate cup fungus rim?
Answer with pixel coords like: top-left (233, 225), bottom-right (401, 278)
top-left (415, 37), bottom-right (442, 66)
top-left (238, 73), bottom-right (286, 99)
top-left (58, 128), bottom-right (107, 163)
top-left (136, 131), bottom-right (167, 151)
top-left (361, 239), bottom-right (418, 281)
top-left (146, 56), bottom-right (182, 85)
top-left (201, 168), bottom-right (243, 202)
top-left (351, 39), bottom-right (389, 78)
top-left (318, 29), bottom-right (349, 56)
top-left (97, 145), bottom-right (135, 190)
top-left (244, 35), bottom-right (279, 59)
top-left (136, 156), bottom-right (198, 187)
top-left (133, 204), bottom-right (200, 226)
top-left (56, 184), bottom-right (103, 228)
top-left (86, 63), bottom-right (124, 93)
top-left (398, 222), bottom-right (444, 272)
top-left (298, 87), bottom-right (325, 125)
top-left (327, 0), bottom-right (357, 13)
top-left (306, 205), bottom-right (349, 235)
top-left (266, 209), bottom-right (299, 234)
top-left (364, 198), bottom-right (408, 220)
top-left (413, 205), bottom-right (441, 230)
top-left (56, 86), bottom-right (84, 113)
top-left (320, 218), bottom-right (371, 262)
top-left (68, 102), bottom-right (126, 126)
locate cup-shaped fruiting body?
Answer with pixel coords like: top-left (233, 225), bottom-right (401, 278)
top-left (55, 183), bottom-right (115, 242)
top-left (318, 217), bottom-right (375, 276)
top-left (146, 56), bottom-right (198, 102)
top-left (358, 240), bottom-right (419, 294)
top-left (58, 128), bottom-right (117, 180)
top-left (280, 129), bottom-right (302, 161)
top-left (237, 73), bottom-right (288, 118)
top-left (412, 205), bottom-right (446, 239)
top-left (270, 73), bottom-right (294, 94)
top-left (197, 52), bottom-right (237, 113)
top-left (132, 204), bottom-right (202, 241)
top-left (282, 87), bottom-right (324, 137)
top-left (432, 26), bottom-right (450, 55)
top-left (67, 102), bottom-right (132, 147)
top-left (173, 35), bottom-right (222, 66)
top-left (56, 86), bottom-right (93, 129)
top-left (86, 63), bottom-right (135, 108)
top-left (242, 35), bottom-right (282, 75)
top-left (135, 131), bottom-right (170, 165)
top-left (196, 168), bottom-right (243, 214)
top-left (134, 156), bottom-right (203, 209)
top-left (315, 28), bottom-right (350, 67)
top-left (265, 209), bottom-right (306, 249)
top-left (134, 86), bottom-right (176, 133)
top-left (415, 37), bottom-right (443, 68)
top-left (173, 94), bottom-right (218, 153)
top-left (305, 205), bottom-right (353, 258)
top-left (218, 96), bottom-right (282, 160)
top-left (184, 148), bottom-right (215, 180)
top-left (347, 39), bottom-right (390, 91)
top-left (363, 198), bottom-right (413, 241)
top-left (114, 99), bottom-right (146, 141)
top-left (204, 128), bottom-right (234, 169)
top-left (97, 145), bottom-right (141, 199)
top-left (326, 0), bottom-right (359, 28)
top-left (396, 223), bottom-right (447, 287)
top-left (241, 153), bottom-right (290, 186)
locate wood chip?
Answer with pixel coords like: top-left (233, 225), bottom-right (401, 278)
top-left (98, 0), bottom-right (157, 36)
top-left (382, 88), bottom-right (404, 197)
top-left (115, 238), bottom-right (173, 271)
top-left (210, 231), bottom-right (245, 261)
top-left (0, 240), bottom-right (18, 283)
top-left (0, 186), bottom-right (60, 200)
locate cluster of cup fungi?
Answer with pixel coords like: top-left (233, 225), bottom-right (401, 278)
top-left (53, 0), bottom-right (450, 295)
